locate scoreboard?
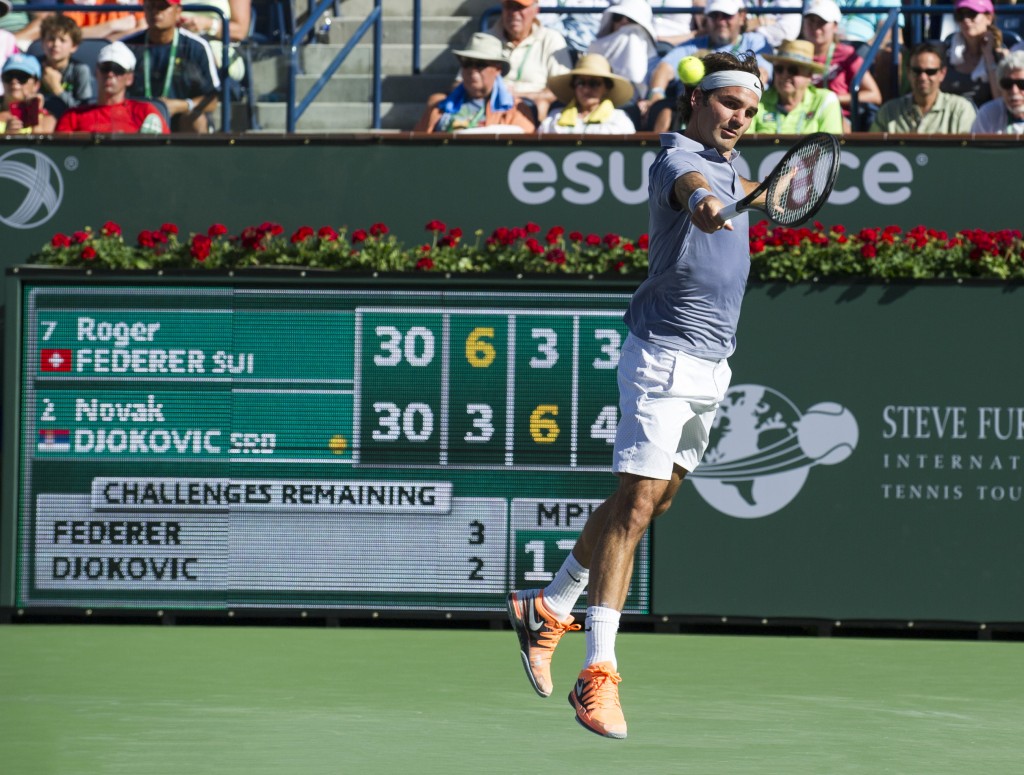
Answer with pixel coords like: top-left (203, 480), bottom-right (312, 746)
top-left (4, 277), bottom-right (649, 614)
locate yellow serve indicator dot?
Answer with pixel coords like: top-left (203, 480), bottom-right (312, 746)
top-left (329, 435), bottom-right (349, 454)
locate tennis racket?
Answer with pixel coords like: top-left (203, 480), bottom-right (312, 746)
top-left (718, 133), bottom-right (841, 226)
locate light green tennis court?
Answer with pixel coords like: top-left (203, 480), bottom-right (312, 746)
top-left (2, 625), bottom-right (1022, 775)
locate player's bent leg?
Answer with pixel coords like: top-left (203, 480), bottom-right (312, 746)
top-left (568, 661), bottom-right (627, 739)
top-left (506, 589), bottom-right (580, 698)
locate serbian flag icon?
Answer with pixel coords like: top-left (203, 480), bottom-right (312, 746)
top-left (40, 349), bottom-right (73, 372)
top-left (38, 429), bottom-right (71, 452)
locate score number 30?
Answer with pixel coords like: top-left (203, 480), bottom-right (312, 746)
top-left (370, 324), bottom-right (624, 445)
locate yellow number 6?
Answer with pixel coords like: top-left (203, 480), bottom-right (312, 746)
top-left (466, 327), bottom-right (496, 368)
top-left (530, 404), bottom-right (559, 443)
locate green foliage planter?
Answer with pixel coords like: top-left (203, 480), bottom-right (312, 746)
top-left (30, 219), bottom-right (1024, 282)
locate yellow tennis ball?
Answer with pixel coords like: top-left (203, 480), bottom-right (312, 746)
top-left (677, 56), bottom-right (705, 86)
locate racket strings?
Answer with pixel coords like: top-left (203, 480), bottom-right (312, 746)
top-left (764, 138), bottom-right (838, 226)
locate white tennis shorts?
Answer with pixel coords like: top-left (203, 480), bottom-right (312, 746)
top-left (613, 333), bottom-right (732, 479)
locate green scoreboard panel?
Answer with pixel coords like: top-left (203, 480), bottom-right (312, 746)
top-left (5, 278), bottom-right (649, 613)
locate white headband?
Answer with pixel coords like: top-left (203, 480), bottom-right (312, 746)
top-left (699, 70), bottom-right (763, 97)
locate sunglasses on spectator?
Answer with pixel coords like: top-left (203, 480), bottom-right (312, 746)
top-left (457, 57), bottom-right (495, 70)
top-left (1000, 77), bottom-right (1024, 90)
top-left (1, 71), bottom-right (33, 84)
top-left (954, 9), bottom-right (980, 20)
top-left (574, 78), bottom-right (608, 89)
top-left (98, 63), bottom-right (130, 76)
top-left (910, 66), bottom-right (942, 76)
top-left (776, 64), bottom-right (810, 76)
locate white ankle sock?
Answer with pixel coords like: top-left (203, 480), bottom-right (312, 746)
top-left (542, 554), bottom-right (589, 621)
top-left (584, 606), bottom-right (621, 670)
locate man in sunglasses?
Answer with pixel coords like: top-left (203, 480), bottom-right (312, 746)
top-left (871, 41), bottom-right (977, 133)
top-left (121, 0), bottom-right (220, 133)
top-left (55, 42), bottom-right (169, 134)
top-left (414, 32), bottom-right (537, 133)
top-left (972, 48), bottom-right (1024, 132)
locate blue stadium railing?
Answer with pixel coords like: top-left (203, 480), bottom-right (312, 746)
top-left (27, 4), bottom-right (232, 131)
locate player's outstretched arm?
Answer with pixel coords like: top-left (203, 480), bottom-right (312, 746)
top-left (672, 171), bottom-right (733, 234)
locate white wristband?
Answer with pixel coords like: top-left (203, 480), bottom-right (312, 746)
top-left (185, 98), bottom-right (195, 113)
top-left (688, 187), bottom-right (713, 214)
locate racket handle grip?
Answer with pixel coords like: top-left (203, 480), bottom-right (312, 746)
top-left (718, 201), bottom-right (739, 222)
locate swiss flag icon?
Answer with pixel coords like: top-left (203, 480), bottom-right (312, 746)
top-left (40, 349), bottom-right (73, 372)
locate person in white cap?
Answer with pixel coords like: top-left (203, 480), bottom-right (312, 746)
top-left (539, 52), bottom-right (636, 133)
top-left (55, 41), bottom-right (169, 134)
top-left (646, 0), bottom-right (772, 121)
top-left (508, 50), bottom-right (770, 741)
top-left (802, 0), bottom-right (881, 130)
top-left (586, 0), bottom-right (658, 98)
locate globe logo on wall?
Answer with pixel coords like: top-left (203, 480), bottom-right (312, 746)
top-left (690, 384), bottom-right (859, 518)
top-left (0, 149), bottom-right (64, 230)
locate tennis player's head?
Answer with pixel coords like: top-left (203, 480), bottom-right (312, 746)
top-left (683, 52), bottom-right (762, 157)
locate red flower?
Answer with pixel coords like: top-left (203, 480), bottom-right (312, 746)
top-left (637, 233), bottom-right (649, 249)
top-left (51, 233), bottom-right (72, 248)
top-left (569, 231), bottom-right (584, 242)
top-left (101, 221), bottom-right (121, 237)
top-left (190, 234), bottom-right (212, 261)
top-left (80, 246), bottom-right (97, 260)
top-left (72, 230), bottom-right (90, 244)
top-left (585, 233), bottom-right (601, 247)
top-left (546, 226), bottom-right (564, 244)
top-left (860, 244), bottom-right (877, 259)
top-left (160, 222), bottom-right (179, 235)
top-left (603, 233), bottom-right (621, 249)
top-left (137, 230), bottom-right (156, 248)
top-left (623, 243), bottom-right (635, 253)
top-left (750, 239), bottom-right (766, 254)
top-left (416, 256), bottom-right (434, 270)
top-left (318, 226), bottom-right (339, 242)
top-left (545, 248), bottom-right (566, 264)
top-left (439, 235), bottom-right (457, 247)
top-left (420, 244), bottom-right (432, 252)
top-left (448, 227), bottom-right (463, 240)
top-left (259, 221), bottom-right (284, 236)
top-left (290, 226), bottom-right (315, 243)
top-left (240, 226), bottom-right (265, 251)
top-left (525, 222), bottom-right (541, 234)
top-left (425, 219), bottom-right (447, 233)
top-left (369, 222), bottom-right (389, 237)
top-left (525, 238), bottom-right (544, 255)
top-left (208, 223), bottom-right (229, 237)
top-left (351, 229), bottom-right (368, 244)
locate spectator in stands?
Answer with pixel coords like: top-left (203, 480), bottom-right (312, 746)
top-left (180, 0), bottom-right (251, 82)
top-left (587, 0), bottom-right (657, 98)
top-left (745, 0), bottom-right (804, 48)
top-left (1, 0), bottom-right (44, 50)
top-left (539, 52), bottom-right (636, 133)
top-left (414, 32), bottom-right (537, 133)
top-left (646, 0), bottom-right (772, 126)
top-left (544, 0), bottom-right (607, 58)
top-left (55, 41), bottom-right (170, 133)
top-left (943, 0), bottom-right (1015, 106)
top-left (649, 0), bottom-right (700, 49)
top-left (837, 0), bottom-right (901, 55)
top-left (0, 0), bottom-right (19, 90)
top-left (995, 0), bottom-right (1023, 41)
top-left (971, 48), bottom-right (1024, 131)
top-left (489, 0), bottom-right (572, 120)
top-left (63, 0), bottom-right (146, 40)
top-left (123, 0), bottom-right (221, 133)
top-left (871, 41), bottom-right (978, 133)
top-left (37, 15), bottom-right (95, 118)
top-left (751, 39), bottom-right (844, 133)
top-left (0, 53), bottom-right (56, 132)
top-left (801, 0), bottom-right (881, 130)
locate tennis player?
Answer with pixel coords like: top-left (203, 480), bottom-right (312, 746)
top-left (508, 51), bottom-right (765, 740)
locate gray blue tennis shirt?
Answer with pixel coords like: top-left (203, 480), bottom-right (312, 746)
top-left (624, 132), bottom-right (751, 361)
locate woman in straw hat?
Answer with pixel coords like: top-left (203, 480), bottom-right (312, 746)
top-left (538, 53), bottom-right (637, 133)
top-left (750, 39), bottom-right (843, 134)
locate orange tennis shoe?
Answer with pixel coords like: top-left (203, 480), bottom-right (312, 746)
top-left (506, 589), bottom-right (580, 697)
top-left (568, 661), bottom-right (627, 739)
